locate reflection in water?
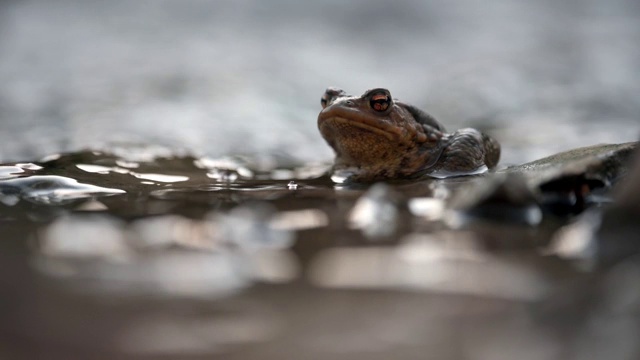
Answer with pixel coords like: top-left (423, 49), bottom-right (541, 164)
top-left (0, 166), bottom-right (25, 179)
top-left (131, 173), bottom-right (190, 183)
top-left (446, 173), bottom-right (542, 226)
top-left (407, 197), bottom-right (445, 221)
top-left (270, 209), bottom-right (329, 231)
top-left (40, 215), bottom-right (129, 258)
top-left (75, 199), bottom-right (109, 211)
top-left (195, 156), bottom-right (253, 182)
top-left (218, 203), bottom-right (294, 250)
top-left (34, 250), bottom-right (251, 297)
top-left (0, 174), bottom-right (125, 205)
top-left (309, 232), bottom-right (551, 301)
top-left (206, 169), bottom-right (239, 182)
top-left (30, 184), bottom-right (303, 297)
top-left (0, 163), bottom-right (43, 179)
top-left (75, 164), bottom-right (119, 174)
top-left (348, 183), bottom-right (401, 239)
top-left (77, 163), bottom-right (190, 183)
top-left (287, 180), bottom-right (298, 190)
top-left (128, 215), bottom-right (218, 250)
top-left (546, 210), bottom-right (599, 268)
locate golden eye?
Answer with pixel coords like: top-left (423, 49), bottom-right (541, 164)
top-left (370, 93), bottom-right (390, 112)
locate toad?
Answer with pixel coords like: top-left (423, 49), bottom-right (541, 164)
top-left (318, 87), bottom-right (501, 181)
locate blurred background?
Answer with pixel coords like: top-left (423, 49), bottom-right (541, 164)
top-left (1, 0), bottom-right (639, 165)
top-left (2, 1), bottom-right (640, 358)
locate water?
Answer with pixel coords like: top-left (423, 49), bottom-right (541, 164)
top-left (2, 0), bottom-right (640, 358)
top-left (0, 146), bottom-right (638, 358)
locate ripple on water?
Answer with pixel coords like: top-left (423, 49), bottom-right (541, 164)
top-left (0, 163), bottom-right (43, 179)
top-left (0, 175), bottom-right (125, 205)
top-left (0, 166), bottom-right (24, 180)
top-left (76, 164), bottom-right (190, 183)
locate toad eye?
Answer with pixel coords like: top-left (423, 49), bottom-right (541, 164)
top-left (370, 93), bottom-right (391, 112)
top-left (321, 87), bottom-right (347, 109)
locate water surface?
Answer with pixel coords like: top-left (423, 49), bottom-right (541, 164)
top-left (1, 146), bottom-right (638, 358)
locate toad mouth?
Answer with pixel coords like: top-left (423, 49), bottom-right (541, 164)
top-left (318, 116), bottom-right (397, 141)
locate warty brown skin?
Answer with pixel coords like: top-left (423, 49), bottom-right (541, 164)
top-left (318, 87), bottom-right (501, 181)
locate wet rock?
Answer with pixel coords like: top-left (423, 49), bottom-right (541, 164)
top-left (548, 147), bottom-right (640, 267)
top-left (443, 143), bottom-right (637, 251)
top-left (440, 142), bottom-right (637, 227)
top-left (505, 142), bottom-right (637, 215)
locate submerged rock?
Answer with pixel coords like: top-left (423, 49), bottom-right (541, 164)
top-left (444, 141), bottom-right (638, 224)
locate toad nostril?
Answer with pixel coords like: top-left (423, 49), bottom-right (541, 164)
top-left (345, 100), bottom-right (355, 106)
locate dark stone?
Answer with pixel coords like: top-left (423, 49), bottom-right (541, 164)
top-left (505, 142), bottom-right (638, 216)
